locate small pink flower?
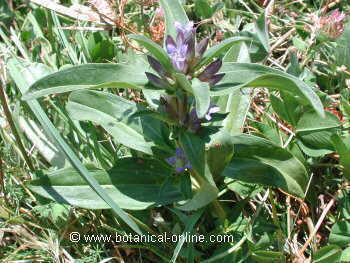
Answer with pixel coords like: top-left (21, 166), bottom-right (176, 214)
top-left (319, 9), bottom-right (347, 39)
top-left (155, 7), bottom-right (164, 17)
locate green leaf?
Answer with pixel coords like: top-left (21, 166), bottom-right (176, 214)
top-left (207, 131), bottom-right (234, 177)
top-left (66, 90), bottom-right (171, 155)
top-left (270, 94), bottom-right (292, 124)
top-left (331, 135), bottom-right (350, 180)
top-left (212, 63), bottom-right (325, 118)
top-left (176, 179), bottom-right (218, 211)
top-left (175, 75), bottom-right (210, 119)
top-left (296, 111), bottom-right (341, 134)
top-left (7, 58), bottom-right (142, 234)
top-left (341, 96), bottom-right (350, 117)
top-left (293, 37), bottom-right (308, 51)
top-left (28, 159), bottom-right (183, 210)
top-left (158, 0), bottom-right (189, 40)
top-left (131, 110), bottom-right (178, 125)
top-left (225, 180), bottom-right (262, 199)
top-left (340, 247), bottom-right (350, 262)
top-left (313, 245), bottom-right (342, 263)
top-left (191, 78), bottom-right (211, 118)
top-left (171, 209), bottom-right (204, 262)
top-left (329, 221), bottom-right (350, 247)
top-left (194, 0), bottom-right (213, 19)
top-left (222, 134), bottom-right (309, 197)
top-left (197, 37), bottom-right (253, 69)
top-left (251, 250), bottom-right (285, 263)
top-left (297, 141), bottom-right (333, 157)
top-left (254, 12), bottom-right (270, 53)
top-left (219, 42), bottom-right (251, 135)
top-left (335, 22), bottom-right (350, 69)
top-left (179, 131), bottom-right (205, 177)
top-left (223, 41), bottom-right (251, 63)
top-left (22, 63), bottom-right (149, 100)
top-left (129, 34), bottom-right (173, 72)
top-left (296, 111), bottom-right (341, 154)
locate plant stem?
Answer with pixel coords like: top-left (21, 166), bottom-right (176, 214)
top-left (0, 83), bottom-right (35, 171)
top-left (211, 199), bottom-right (227, 221)
top-left (190, 170), bottom-right (226, 220)
top-left (202, 235), bottom-right (248, 263)
top-left (0, 150), bottom-right (8, 204)
top-left (269, 189), bottom-right (285, 258)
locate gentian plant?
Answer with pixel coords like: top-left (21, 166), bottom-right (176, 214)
top-left (17, 0), bottom-right (343, 261)
top-left (23, 1), bottom-right (325, 222)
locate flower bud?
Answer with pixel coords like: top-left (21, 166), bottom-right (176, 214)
top-left (196, 37), bottom-right (209, 57)
top-left (198, 59), bottom-right (222, 81)
top-left (145, 72), bottom-right (167, 89)
top-left (147, 55), bottom-right (167, 77)
top-left (166, 35), bottom-right (177, 54)
top-left (208, 73), bottom-right (225, 86)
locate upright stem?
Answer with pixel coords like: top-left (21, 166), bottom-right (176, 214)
top-left (190, 170), bottom-right (226, 220)
top-left (0, 150), bottom-right (8, 204)
top-left (269, 189), bottom-right (284, 258)
top-left (0, 83), bottom-right (35, 171)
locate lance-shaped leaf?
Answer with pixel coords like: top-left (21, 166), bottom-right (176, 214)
top-left (313, 245), bottom-right (342, 263)
top-left (195, 36), bottom-right (253, 69)
top-left (66, 90), bottom-right (172, 155)
top-left (171, 209), bottom-right (204, 262)
top-left (129, 34), bottom-right (173, 72)
top-left (175, 74), bottom-right (210, 118)
top-left (221, 134), bottom-right (309, 197)
top-left (329, 221), bottom-right (350, 247)
top-left (179, 131), bottom-right (206, 177)
top-left (207, 131), bottom-right (234, 177)
top-left (196, 37), bottom-right (209, 57)
top-left (198, 59), bottom-right (222, 81)
top-left (331, 135), bottom-right (350, 180)
top-left (7, 58), bottom-right (142, 234)
top-left (296, 110), bottom-right (341, 156)
top-left (212, 63), bottom-right (325, 118)
top-left (147, 55), bottom-right (168, 77)
top-left (254, 12), bottom-right (270, 54)
top-left (176, 179), bottom-right (218, 211)
top-left (22, 63), bottom-right (149, 100)
top-left (145, 72), bottom-right (168, 89)
top-left (28, 159), bottom-right (183, 210)
top-left (216, 42), bottom-right (252, 135)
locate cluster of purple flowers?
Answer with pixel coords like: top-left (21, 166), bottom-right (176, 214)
top-left (145, 21), bottom-right (226, 173)
top-left (166, 22), bottom-right (195, 73)
top-left (146, 21), bottom-right (225, 88)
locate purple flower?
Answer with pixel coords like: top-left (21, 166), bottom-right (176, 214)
top-left (165, 22), bottom-right (196, 73)
top-left (196, 37), bottom-right (209, 57)
top-left (208, 73), bottom-right (225, 86)
top-left (166, 35), bottom-right (189, 72)
top-left (198, 59), bottom-right (222, 80)
top-left (145, 72), bottom-right (168, 89)
top-left (198, 59), bottom-right (225, 85)
top-left (147, 55), bottom-right (167, 77)
top-left (175, 21), bottom-right (195, 40)
top-left (166, 148), bottom-right (192, 173)
top-left (188, 104), bottom-right (220, 132)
